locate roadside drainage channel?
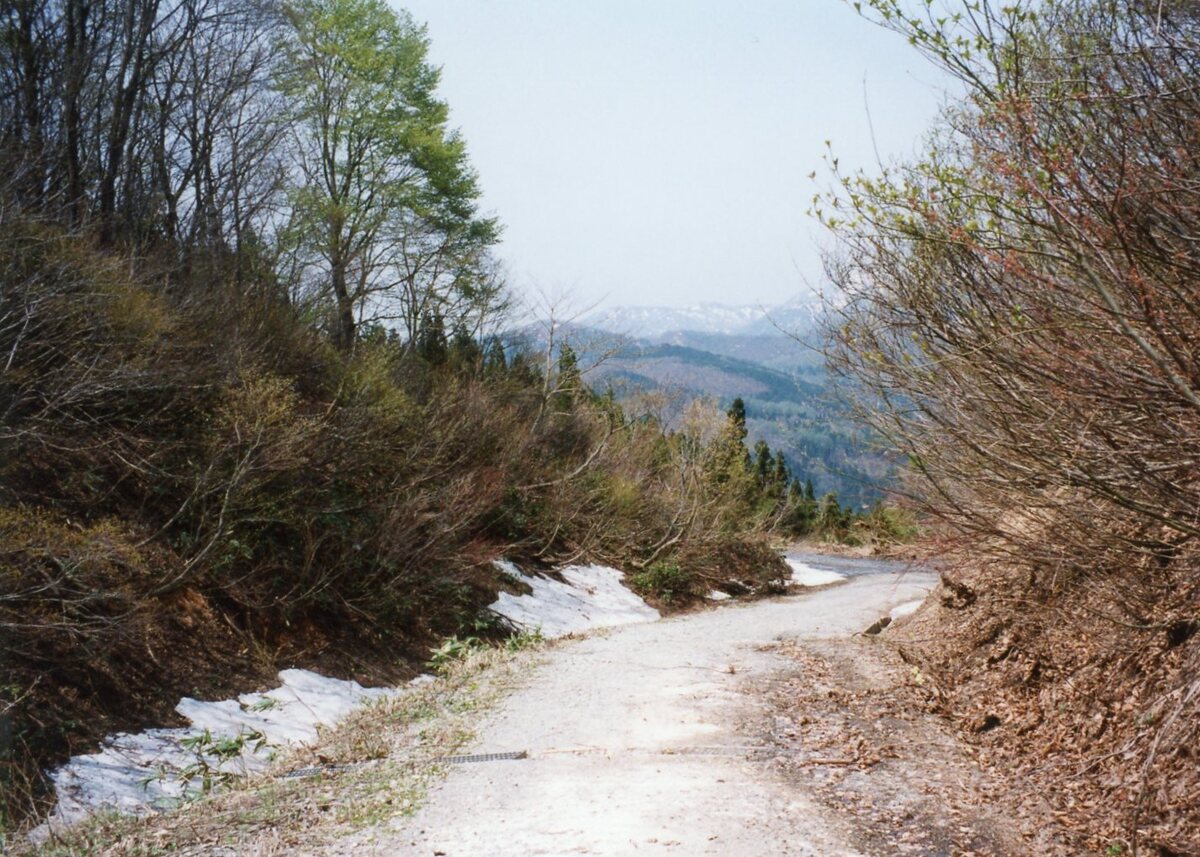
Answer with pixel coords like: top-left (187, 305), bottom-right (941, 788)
top-left (436, 746), bottom-right (874, 765)
top-left (280, 751), bottom-right (531, 779)
top-left (441, 746), bottom-right (874, 766)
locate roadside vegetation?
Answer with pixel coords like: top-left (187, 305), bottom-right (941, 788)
top-left (0, 0), bottom-right (836, 835)
top-left (0, 0), bottom-right (933, 841)
top-left (824, 0), bottom-right (1200, 851)
top-left (14, 643), bottom-right (536, 856)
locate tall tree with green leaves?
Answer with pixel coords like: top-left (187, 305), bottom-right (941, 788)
top-left (277, 0), bottom-right (499, 350)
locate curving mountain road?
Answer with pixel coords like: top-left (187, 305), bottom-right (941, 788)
top-left (324, 559), bottom-right (936, 857)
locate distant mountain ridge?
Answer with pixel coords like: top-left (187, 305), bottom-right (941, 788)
top-left (508, 297), bottom-right (892, 508)
top-left (582, 297), bottom-right (823, 341)
top-left (590, 342), bottom-right (824, 403)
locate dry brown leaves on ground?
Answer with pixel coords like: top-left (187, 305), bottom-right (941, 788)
top-left (760, 636), bottom-right (1072, 856)
top-left (889, 557), bottom-right (1200, 857)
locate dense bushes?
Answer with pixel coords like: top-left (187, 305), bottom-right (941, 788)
top-left (0, 219), bottom-right (785, 633)
top-left (826, 1), bottom-right (1200, 570)
top-left (0, 218), bottom-right (791, 829)
top-left (824, 1), bottom-right (1200, 849)
top-left (630, 560), bottom-right (696, 604)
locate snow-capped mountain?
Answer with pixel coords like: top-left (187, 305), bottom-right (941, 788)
top-left (582, 296), bottom-right (823, 340)
top-left (582, 303), bottom-right (764, 338)
top-left (514, 293), bottom-right (884, 507)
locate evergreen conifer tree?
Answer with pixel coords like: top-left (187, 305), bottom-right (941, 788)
top-left (817, 492), bottom-right (843, 535)
top-left (554, 343), bottom-right (583, 409)
top-left (448, 325), bottom-right (481, 373)
top-left (726, 397), bottom-right (748, 442)
top-left (772, 452), bottom-right (790, 488)
top-left (417, 309), bottom-right (448, 364)
top-left (484, 337), bottom-right (508, 372)
top-left (753, 440), bottom-right (773, 486)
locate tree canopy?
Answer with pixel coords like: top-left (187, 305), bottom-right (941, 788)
top-left (278, 0), bottom-right (501, 350)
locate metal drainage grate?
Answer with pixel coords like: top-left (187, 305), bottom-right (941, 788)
top-left (282, 762), bottom-right (367, 779)
top-left (440, 750), bottom-right (528, 764)
top-left (279, 746), bottom-right (770, 778)
top-left (280, 750), bottom-right (528, 779)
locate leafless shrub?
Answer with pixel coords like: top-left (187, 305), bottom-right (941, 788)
top-left (823, 1), bottom-right (1200, 850)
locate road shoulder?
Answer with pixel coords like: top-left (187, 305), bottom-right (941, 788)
top-left (759, 634), bottom-right (1072, 855)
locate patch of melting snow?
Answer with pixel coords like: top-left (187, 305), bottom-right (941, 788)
top-left (31, 670), bottom-right (416, 842)
top-left (890, 599), bottom-right (925, 620)
top-left (489, 560), bottom-right (659, 639)
top-left (33, 559), bottom-right (658, 840)
top-left (706, 590), bottom-right (732, 601)
top-left (786, 558), bottom-right (847, 587)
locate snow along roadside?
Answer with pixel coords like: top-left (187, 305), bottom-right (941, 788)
top-left (785, 557), bottom-right (848, 587)
top-left (31, 560), bottom-right (659, 842)
top-left (488, 561), bottom-right (659, 639)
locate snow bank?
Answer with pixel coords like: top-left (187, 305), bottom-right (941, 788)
top-left (890, 599), bottom-right (924, 620)
top-left (34, 559), bottom-right (657, 840)
top-left (786, 558), bottom-right (847, 587)
top-left (32, 669), bottom-right (410, 841)
top-left (490, 561), bottom-right (659, 639)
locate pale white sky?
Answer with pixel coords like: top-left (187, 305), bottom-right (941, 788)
top-left (397, 0), bottom-right (950, 309)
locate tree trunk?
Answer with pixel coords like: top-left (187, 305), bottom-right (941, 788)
top-left (330, 259), bottom-right (355, 351)
top-left (98, 0), bottom-right (159, 243)
top-left (63, 0), bottom-right (87, 225)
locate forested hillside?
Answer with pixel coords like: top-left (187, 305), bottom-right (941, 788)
top-left (585, 337), bottom-right (893, 510)
top-left (534, 305), bottom-right (899, 510)
top-left (826, 0), bottom-right (1200, 851)
top-left (0, 0), bottom-right (818, 830)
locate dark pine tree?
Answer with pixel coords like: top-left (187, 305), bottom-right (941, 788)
top-left (726, 397), bottom-right (748, 443)
top-left (772, 452), bottom-right (790, 488)
top-left (554, 343), bottom-right (582, 408)
top-left (484, 337), bottom-right (508, 372)
top-left (417, 309), bottom-right (448, 365)
top-left (448, 325), bottom-right (482, 373)
top-left (753, 440), bottom-right (773, 486)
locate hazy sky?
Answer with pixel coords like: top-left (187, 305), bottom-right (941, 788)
top-left (397, 0), bottom-right (950, 310)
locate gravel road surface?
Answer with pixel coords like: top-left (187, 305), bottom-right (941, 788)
top-left (324, 561), bottom-right (934, 857)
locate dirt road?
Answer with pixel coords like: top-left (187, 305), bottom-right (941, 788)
top-left (322, 561), bottom-right (942, 856)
